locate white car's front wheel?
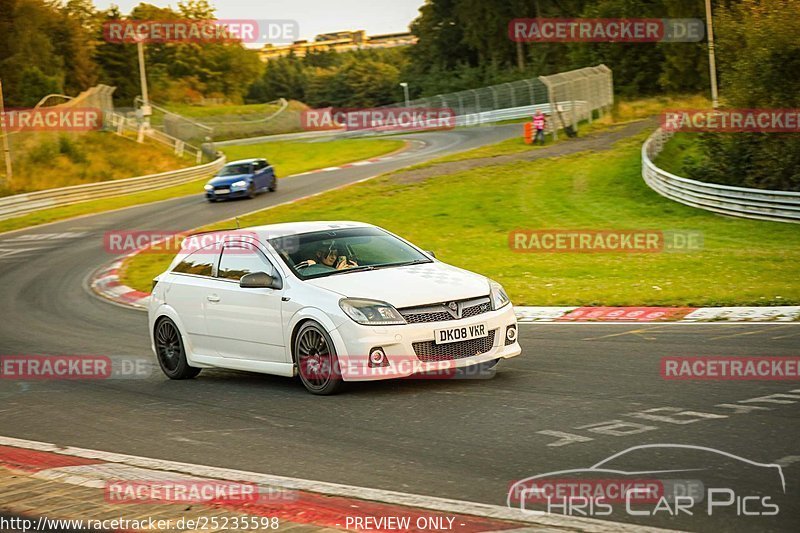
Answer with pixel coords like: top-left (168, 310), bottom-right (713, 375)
top-left (294, 321), bottom-right (343, 395)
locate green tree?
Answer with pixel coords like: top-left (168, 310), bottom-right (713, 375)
top-left (687, 0), bottom-right (800, 191)
top-left (0, 0), bottom-right (65, 106)
top-left (93, 6), bottom-right (139, 104)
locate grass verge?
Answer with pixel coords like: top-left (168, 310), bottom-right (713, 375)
top-left (0, 138), bottom-right (405, 235)
top-left (123, 130), bottom-right (800, 306)
top-left (654, 132), bottom-right (704, 176)
top-left (0, 131), bottom-right (192, 196)
top-left (218, 138), bottom-right (404, 177)
top-left (400, 94), bottom-right (710, 171)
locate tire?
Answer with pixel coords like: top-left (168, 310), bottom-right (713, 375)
top-left (247, 182), bottom-right (256, 199)
top-left (207, 198), bottom-right (217, 203)
top-left (294, 321), bottom-right (343, 395)
top-left (154, 317), bottom-right (201, 380)
top-left (268, 177), bottom-right (277, 192)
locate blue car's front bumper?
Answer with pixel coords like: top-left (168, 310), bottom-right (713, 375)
top-left (206, 187), bottom-right (249, 201)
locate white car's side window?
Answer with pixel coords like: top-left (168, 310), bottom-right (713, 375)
top-left (171, 245), bottom-right (218, 277)
top-left (217, 243), bottom-right (278, 282)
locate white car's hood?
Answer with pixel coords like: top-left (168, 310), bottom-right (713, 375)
top-left (305, 262), bottom-right (490, 308)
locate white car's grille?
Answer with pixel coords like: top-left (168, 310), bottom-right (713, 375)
top-left (400, 296), bottom-right (491, 324)
top-left (412, 330), bottom-right (496, 363)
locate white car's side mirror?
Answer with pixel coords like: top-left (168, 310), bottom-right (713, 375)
top-left (240, 271), bottom-right (282, 290)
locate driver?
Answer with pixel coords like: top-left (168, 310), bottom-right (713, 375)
top-left (296, 241), bottom-right (358, 270)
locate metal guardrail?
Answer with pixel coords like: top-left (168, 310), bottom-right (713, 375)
top-left (0, 156), bottom-right (225, 221)
top-left (642, 128), bottom-right (800, 224)
top-left (454, 101), bottom-right (585, 128)
top-left (215, 102), bottom-right (588, 147)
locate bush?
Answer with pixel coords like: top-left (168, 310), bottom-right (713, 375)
top-left (26, 139), bottom-right (59, 165)
top-left (58, 135), bottom-right (87, 164)
top-left (690, 0), bottom-right (800, 191)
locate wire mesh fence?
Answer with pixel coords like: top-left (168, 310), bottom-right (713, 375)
top-left (135, 97), bottom-right (307, 144)
top-left (381, 64), bottom-right (613, 137)
top-left (118, 64), bottom-right (613, 145)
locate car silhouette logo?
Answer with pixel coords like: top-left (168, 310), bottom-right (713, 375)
top-left (507, 443), bottom-right (786, 510)
top-left (446, 301), bottom-right (460, 318)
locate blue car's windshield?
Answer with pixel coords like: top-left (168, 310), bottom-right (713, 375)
top-left (217, 164), bottom-right (252, 176)
top-left (270, 227), bottom-right (432, 280)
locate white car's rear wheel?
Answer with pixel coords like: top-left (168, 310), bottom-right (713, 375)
top-left (294, 322), bottom-right (342, 395)
top-left (154, 318), bottom-right (201, 380)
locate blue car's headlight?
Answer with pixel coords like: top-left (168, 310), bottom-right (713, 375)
top-left (204, 184), bottom-right (213, 191)
top-left (231, 180), bottom-right (248, 190)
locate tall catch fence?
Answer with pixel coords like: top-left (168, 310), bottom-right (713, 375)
top-left (379, 65), bottom-right (613, 137)
top-left (136, 97), bottom-right (306, 144)
top-left (130, 65), bottom-right (613, 145)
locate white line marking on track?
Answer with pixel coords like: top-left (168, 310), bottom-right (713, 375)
top-left (0, 247), bottom-right (45, 260)
top-left (775, 456), bottom-right (800, 467)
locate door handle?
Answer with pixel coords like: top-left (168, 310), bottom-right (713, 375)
top-left (207, 294), bottom-right (220, 302)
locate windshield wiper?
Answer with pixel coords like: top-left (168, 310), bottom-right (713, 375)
top-left (376, 259), bottom-right (431, 269)
top-left (341, 259), bottom-right (431, 273)
top-left (314, 265), bottom-right (376, 278)
top-left (307, 259), bottom-right (431, 279)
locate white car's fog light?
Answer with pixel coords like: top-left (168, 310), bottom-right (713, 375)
top-left (368, 348), bottom-right (389, 368)
top-left (506, 325), bottom-right (517, 342)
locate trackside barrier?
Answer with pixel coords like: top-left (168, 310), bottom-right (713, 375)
top-left (216, 65), bottom-right (611, 145)
top-left (213, 102), bottom-right (583, 147)
top-left (642, 128), bottom-right (800, 224)
top-left (0, 155), bottom-right (225, 222)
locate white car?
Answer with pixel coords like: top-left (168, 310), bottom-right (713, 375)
top-left (148, 221), bottom-right (521, 394)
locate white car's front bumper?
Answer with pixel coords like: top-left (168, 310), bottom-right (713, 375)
top-left (328, 304), bottom-right (521, 381)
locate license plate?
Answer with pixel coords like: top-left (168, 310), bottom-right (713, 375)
top-left (215, 188), bottom-right (230, 194)
top-left (434, 323), bottom-right (487, 344)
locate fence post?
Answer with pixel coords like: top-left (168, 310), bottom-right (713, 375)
top-left (506, 82), bottom-right (516, 108)
top-left (539, 76), bottom-right (557, 140)
top-left (525, 79), bottom-right (535, 104)
top-left (0, 80), bottom-right (12, 185)
top-left (470, 89), bottom-right (480, 114)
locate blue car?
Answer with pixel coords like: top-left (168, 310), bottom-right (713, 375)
top-left (204, 158), bottom-right (277, 202)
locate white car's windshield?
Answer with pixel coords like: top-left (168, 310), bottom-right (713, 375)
top-left (270, 227), bottom-right (432, 279)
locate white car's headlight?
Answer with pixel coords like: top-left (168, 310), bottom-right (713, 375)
top-left (339, 298), bottom-right (406, 326)
top-left (204, 184), bottom-right (213, 191)
top-left (489, 280), bottom-right (511, 310)
top-left (231, 180), bottom-right (248, 189)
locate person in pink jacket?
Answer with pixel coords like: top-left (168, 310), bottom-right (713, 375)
top-left (532, 110), bottom-right (547, 145)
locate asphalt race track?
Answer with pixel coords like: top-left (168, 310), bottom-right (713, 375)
top-left (0, 124), bottom-right (798, 532)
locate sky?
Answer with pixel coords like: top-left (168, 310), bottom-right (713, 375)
top-left (92, 0), bottom-right (427, 42)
